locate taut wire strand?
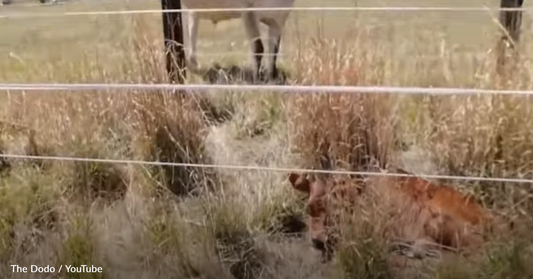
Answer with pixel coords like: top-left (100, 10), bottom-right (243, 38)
top-left (0, 153), bottom-right (532, 184)
top-left (2, 83), bottom-right (533, 96)
top-left (0, 6), bottom-right (530, 20)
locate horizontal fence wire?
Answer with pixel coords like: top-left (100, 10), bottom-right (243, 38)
top-left (0, 6), bottom-right (532, 20)
top-left (2, 83), bottom-right (533, 96)
top-left (0, 47), bottom-right (494, 61)
top-left (1, 153), bottom-right (533, 184)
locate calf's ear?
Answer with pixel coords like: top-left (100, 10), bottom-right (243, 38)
top-left (288, 173), bottom-right (311, 194)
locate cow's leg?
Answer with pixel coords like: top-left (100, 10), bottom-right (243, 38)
top-left (266, 24), bottom-right (282, 82)
top-left (186, 12), bottom-right (200, 72)
top-left (242, 11), bottom-right (264, 83)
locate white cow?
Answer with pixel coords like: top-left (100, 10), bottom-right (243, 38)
top-left (181, 0), bottom-right (295, 83)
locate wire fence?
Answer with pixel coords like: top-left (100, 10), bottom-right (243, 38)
top-left (1, 82), bottom-right (533, 185)
top-left (3, 50), bottom-right (491, 60)
top-left (1, 153), bottom-right (533, 184)
top-left (1, 4), bottom-right (532, 185)
top-left (1, 5), bottom-right (533, 20)
top-left (2, 83), bottom-right (533, 96)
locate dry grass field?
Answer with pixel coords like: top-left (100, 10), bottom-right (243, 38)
top-left (2, 0), bottom-right (533, 278)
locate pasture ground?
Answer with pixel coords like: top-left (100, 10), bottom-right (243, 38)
top-left (1, 0), bottom-right (533, 278)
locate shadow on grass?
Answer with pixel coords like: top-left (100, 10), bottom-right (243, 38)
top-left (201, 63), bottom-right (290, 85)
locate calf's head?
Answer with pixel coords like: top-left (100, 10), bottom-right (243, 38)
top-left (288, 173), bottom-right (359, 261)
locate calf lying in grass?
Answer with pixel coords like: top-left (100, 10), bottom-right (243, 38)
top-left (288, 169), bottom-right (513, 262)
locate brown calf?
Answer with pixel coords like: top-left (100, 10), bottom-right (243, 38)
top-left (288, 170), bottom-right (509, 262)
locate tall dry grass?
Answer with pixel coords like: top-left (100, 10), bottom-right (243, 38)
top-left (286, 34), bottom-right (399, 176)
top-left (402, 47), bottom-right (533, 220)
top-left (281, 15), bottom-right (533, 278)
top-left (0, 12), bottom-right (313, 279)
top-left (0, 7), bottom-right (533, 279)
top-left (0, 14), bottom-right (223, 277)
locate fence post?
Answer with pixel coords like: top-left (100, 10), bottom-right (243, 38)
top-left (499, 0), bottom-right (523, 45)
top-left (496, 0), bottom-right (523, 77)
top-left (160, 0), bottom-right (186, 84)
